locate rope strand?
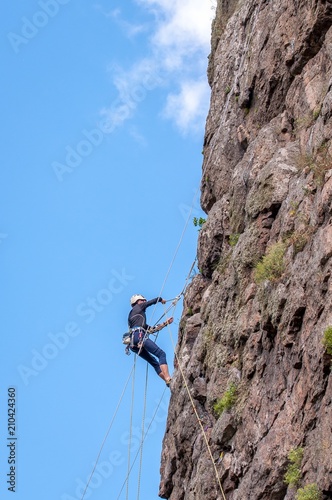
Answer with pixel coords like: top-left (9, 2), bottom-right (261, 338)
top-left (162, 302), bottom-right (227, 500)
top-left (126, 356), bottom-right (136, 500)
top-left (116, 388), bottom-right (167, 500)
top-left (137, 364), bottom-right (149, 500)
top-left (79, 365), bottom-right (135, 500)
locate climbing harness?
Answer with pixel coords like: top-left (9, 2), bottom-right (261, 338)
top-left (131, 327), bottom-right (146, 349)
top-left (122, 327), bottom-right (149, 355)
top-left (122, 317), bottom-right (174, 355)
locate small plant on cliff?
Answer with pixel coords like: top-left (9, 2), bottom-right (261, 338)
top-left (193, 217), bottom-right (206, 230)
top-left (296, 483), bottom-right (322, 500)
top-left (217, 252), bottom-right (231, 275)
top-left (297, 145), bottom-right (332, 186)
top-left (312, 107), bottom-right (321, 120)
top-left (322, 326), bottom-right (332, 355)
top-left (213, 383), bottom-right (237, 416)
top-left (254, 241), bottom-right (286, 283)
top-left (284, 447), bottom-right (304, 488)
top-left (289, 200), bottom-right (300, 217)
top-left (229, 233), bottom-right (240, 247)
top-left (284, 228), bottom-right (313, 256)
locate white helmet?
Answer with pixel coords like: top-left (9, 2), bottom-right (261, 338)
top-left (130, 294), bottom-right (146, 306)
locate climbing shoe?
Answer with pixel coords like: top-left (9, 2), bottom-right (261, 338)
top-left (165, 378), bottom-right (172, 388)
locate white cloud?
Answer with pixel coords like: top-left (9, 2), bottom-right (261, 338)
top-left (148, 1), bottom-right (210, 47)
top-left (163, 79), bottom-right (211, 135)
top-left (98, 59), bottom-right (165, 133)
top-left (138, 0), bottom-right (211, 69)
top-left (100, 0), bottom-right (213, 135)
top-left (107, 59), bottom-right (165, 97)
top-left (94, 5), bottom-right (145, 37)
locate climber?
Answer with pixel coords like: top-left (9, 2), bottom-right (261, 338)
top-left (128, 294), bottom-right (173, 386)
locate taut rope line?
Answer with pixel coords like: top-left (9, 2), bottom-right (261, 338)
top-left (125, 355), bottom-right (136, 500)
top-left (116, 387), bottom-right (167, 500)
top-left (136, 364), bottom-right (149, 500)
top-left (79, 365), bottom-right (135, 500)
top-left (163, 307), bottom-right (227, 500)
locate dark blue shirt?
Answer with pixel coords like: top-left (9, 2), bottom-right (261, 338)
top-left (128, 297), bottom-right (163, 329)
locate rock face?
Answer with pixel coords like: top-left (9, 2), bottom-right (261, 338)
top-left (159, 1), bottom-right (332, 499)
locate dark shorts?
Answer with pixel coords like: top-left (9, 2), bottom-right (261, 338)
top-left (130, 330), bottom-right (167, 374)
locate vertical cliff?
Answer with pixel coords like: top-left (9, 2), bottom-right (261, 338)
top-left (159, 1), bottom-right (332, 499)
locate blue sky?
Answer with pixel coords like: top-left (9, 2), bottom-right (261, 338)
top-left (1, 1), bottom-right (214, 499)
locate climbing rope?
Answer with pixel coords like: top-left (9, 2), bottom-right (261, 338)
top-left (124, 258), bottom-right (197, 497)
top-left (143, 179), bottom-right (201, 329)
top-left (126, 355), bottom-right (136, 500)
top-left (153, 257), bottom-right (197, 346)
top-left (162, 304), bottom-right (227, 500)
top-left (79, 260), bottom-right (203, 499)
top-left (136, 364), bottom-right (149, 500)
top-left (119, 290), bottom-right (226, 500)
top-left (116, 387), bottom-right (168, 500)
top-left (135, 256), bottom-right (196, 356)
top-left (79, 364), bottom-right (136, 500)
top-left (84, 203), bottom-right (207, 490)
top-left (158, 189), bottom-right (200, 298)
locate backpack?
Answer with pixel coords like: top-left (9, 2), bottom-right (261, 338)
top-left (122, 332), bottom-right (131, 345)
